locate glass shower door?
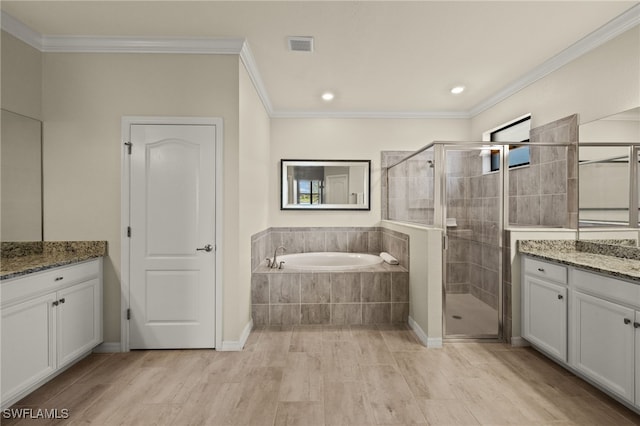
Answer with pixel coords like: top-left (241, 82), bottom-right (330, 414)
top-left (443, 146), bottom-right (502, 339)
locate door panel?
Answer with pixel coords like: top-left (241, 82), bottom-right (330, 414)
top-left (58, 279), bottom-right (101, 367)
top-left (572, 290), bottom-right (634, 402)
top-left (129, 124), bottom-right (216, 349)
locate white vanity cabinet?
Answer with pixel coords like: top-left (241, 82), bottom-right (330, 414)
top-left (522, 257), bottom-right (568, 362)
top-left (1, 259), bottom-right (102, 408)
top-left (522, 254), bottom-right (640, 411)
top-left (570, 268), bottom-right (640, 405)
top-left (571, 290), bottom-right (635, 402)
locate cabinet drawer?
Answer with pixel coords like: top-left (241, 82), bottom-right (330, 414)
top-left (524, 257), bottom-right (567, 284)
top-left (572, 269), bottom-right (640, 309)
top-left (1, 260), bottom-right (101, 307)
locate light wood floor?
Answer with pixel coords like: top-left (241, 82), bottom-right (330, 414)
top-left (5, 324), bottom-right (640, 425)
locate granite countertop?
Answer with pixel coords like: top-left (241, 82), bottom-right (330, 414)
top-left (518, 239), bottom-right (640, 282)
top-left (1, 241), bottom-right (107, 280)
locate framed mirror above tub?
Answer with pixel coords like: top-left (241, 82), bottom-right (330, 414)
top-left (281, 159), bottom-right (371, 210)
top-left (1, 109), bottom-right (43, 241)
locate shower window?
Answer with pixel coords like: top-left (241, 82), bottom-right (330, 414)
top-left (486, 114), bottom-right (532, 173)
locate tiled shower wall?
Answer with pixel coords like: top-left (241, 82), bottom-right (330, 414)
top-left (382, 150), bottom-right (435, 225)
top-left (381, 115), bottom-right (578, 341)
top-left (509, 114), bottom-right (578, 228)
top-left (446, 150), bottom-right (501, 309)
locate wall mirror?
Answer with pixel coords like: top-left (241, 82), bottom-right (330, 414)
top-left (1, 109), bottom-right (43, 241)
top-left (578, 106), bottom-right (640, 229)
top-left (281, 159), bottom-right (371, 210)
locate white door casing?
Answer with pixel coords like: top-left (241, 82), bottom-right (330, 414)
top-left (122, 118), bottom-right (222, 350)
top-left (325, 174), bottom-right (349, 204)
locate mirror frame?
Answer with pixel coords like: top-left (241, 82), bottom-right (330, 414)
top-left (280, 159), bottom-right (371, 211)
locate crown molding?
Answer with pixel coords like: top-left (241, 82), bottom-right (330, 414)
top-left (270, 110), bottom-right (471, 119)
top-left (2, 4), bottom-right (639, 120)
top-left (469, 3), bottom-right (640, 117)
top-left (41, 35), bottom-right (245, 54)
top-left (1, 10), bottom-right (43, 50)
top-left (239, 42), bottom-right (274, 116)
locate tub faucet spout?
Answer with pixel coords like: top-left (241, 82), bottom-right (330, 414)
top-left (269, 246), bottom-right (286, 269)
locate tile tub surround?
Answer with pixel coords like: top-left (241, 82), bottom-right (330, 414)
top-left (251, 227), bottom-right (409, 271)
top-left (251, 265), bottom-right (409, 326)
top-left (251, 227), bottom-right (410, 326)
top-left (518, 239), bottom-right (640, 281)
top-left (0, 241), bottom-right (107, 279)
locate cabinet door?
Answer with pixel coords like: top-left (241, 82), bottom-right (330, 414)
top-left (57, 278), bottom-right (101, 368)
top-left (1, 293), bottom-right (57, 402)
top-left (572, 290), bottom-right (634, 403)
top-left (522, 275), bottom-right (567, 362)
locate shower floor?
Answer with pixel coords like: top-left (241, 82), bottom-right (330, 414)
top-left (445, 293), bottom-right (498, 337)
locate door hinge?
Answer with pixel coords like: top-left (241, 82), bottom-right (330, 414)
top-left (443, 234), bottom-right (449, 251)
top-left (124, 141), bottom-right (132, 155)
top-left (126, 308), bottom-right (131, 320)
top-left (127, 226), bottom-right (131, 238)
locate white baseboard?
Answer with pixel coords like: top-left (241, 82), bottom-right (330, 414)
top-left (218, 319), bottom-right (253, 351)
top-left (510, 336), bottom-right (530, 347)
top-left (93, 342), bottom-right (122, 353)
top-left (408, 316), bottom-right (442, 348)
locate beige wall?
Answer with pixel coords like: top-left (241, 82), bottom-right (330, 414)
top-left (269, 118), bottom-right (470, 227)
top-left (1, 32), bottom-right (42, 120)
top-left (471, 27), bottom-right (640, 137)
top-left (41, 52), bottom-right (240, 343)
top-left (238, 61), bottom-right (271, 337)
top-left (380, 221), bottom-right (443, 346)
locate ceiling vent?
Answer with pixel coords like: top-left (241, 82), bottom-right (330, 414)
top-left (288, 36), bottom-right (314, 53)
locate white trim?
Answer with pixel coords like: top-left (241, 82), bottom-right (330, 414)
top-left (120, 116), bottom-right (224, 351)
top-left (510, 336), bottom-right (531, 347)
top-left (408, 316), bottom-right (442, 348)
top-left (218, 320), bottom-right (253, 351)
top-left (92, 342), bottom-right (122, 353)
top-left (41, 35), bottom-right (245, 54)
top-left (270, 110), bottom-right (471, 119)
top-left (470, 3), bottom-right (640, 117)
top-left (239, 42), bottom-right (274, 116)
top-left (2, 5), bottom-right (638, 119)
top-left (1, 11), bottom-right (43, 50)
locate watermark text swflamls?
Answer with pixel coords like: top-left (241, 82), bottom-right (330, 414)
top-left (2, 408), bottom-right (70, 420)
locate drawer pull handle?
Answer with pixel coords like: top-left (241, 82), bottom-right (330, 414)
top-left (52, 301), bottom-right (59, 307)
top-left (634, 322), bottom-right (640, 329)
top-left (624, 318), bottom-right (632, 325)
top-left (59, 298), bottom-right (66, 304)
top-left (537, 268), bottom-right (545, 272)
top-left (557, 294), bottom-right (563, 300)
top-left (55, 276), bottom-right (64, 281)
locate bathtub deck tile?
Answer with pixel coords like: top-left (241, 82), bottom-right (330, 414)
top-left (300, 273), bottom-right (331, 303)
top-left (331, 303), bottom-right (362, 325)
top-left (301, 304), bottom-right (331, 325)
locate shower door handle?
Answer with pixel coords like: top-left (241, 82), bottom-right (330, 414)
top-left (196, 244), bottom-right (213, 252)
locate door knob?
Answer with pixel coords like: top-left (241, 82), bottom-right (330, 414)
top-left (196, 244), bottom-right (213, 252)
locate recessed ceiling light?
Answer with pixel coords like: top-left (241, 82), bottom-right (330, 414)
top-left (451, 85), bottom-right (465, 95)
top-left (321, 92), bottom-right (335, 101)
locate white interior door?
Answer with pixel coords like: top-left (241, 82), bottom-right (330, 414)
top-left (129, 124), bottom-right (216, 349)
top-left (325, 174), bottom-right (349, 204)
